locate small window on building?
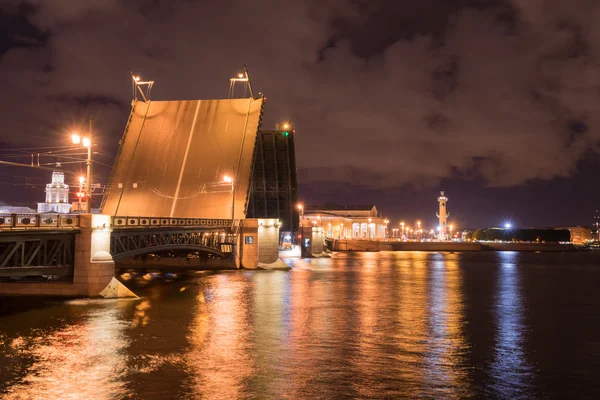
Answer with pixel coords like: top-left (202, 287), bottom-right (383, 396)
top-left (245, 236), bottom-right (253, 244)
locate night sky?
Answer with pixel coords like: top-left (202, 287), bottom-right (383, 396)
top-left (0, 0), bottom-right (599, 229)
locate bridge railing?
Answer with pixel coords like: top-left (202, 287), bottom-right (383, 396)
top-left (0, 214), bottom-right (80, 231)
top-left (111, 216), bottom-right (233, 229)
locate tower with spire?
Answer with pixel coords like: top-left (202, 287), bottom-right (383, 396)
top-left (436, 191), bottom-right (449, 240)
top-left (37, 163), bottom-right (72, 214)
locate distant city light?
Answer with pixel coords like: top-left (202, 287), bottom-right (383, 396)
top-left (82, 137), bottom-right (91, 148)
top-left (223, 175), bottom-right (233, 183)
top-left (71, 133), bottom-right (81, 144)
top-left (505, 223), bottom-right (512, 229)
top-left (79, 176), bottom-right (85, 184)
top-left (436, 226), bottom-right (441, 232)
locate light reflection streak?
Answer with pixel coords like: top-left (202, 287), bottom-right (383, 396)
top-left (394, 252), bottom-right (429, 392)
top-left (426, 254), bottom-right (471, 396)
top-left (490, 252), bottom-right (533, 397)
top-left (4, 306), bottom-right (129, 400)
top-left (185, 274), bottom-right (254, 399)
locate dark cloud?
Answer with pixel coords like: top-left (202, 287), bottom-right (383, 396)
top-left (0, 0), bottom-right (599, 224)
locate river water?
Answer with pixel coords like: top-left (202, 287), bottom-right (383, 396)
top-left (1, 251), bottom-right (599, 399)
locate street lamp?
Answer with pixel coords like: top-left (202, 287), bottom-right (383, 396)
top-left (71, 119), bottom-right (93, 213)
top-left (400, 221), bottom-right (405, 238)
top-left (77, 176), bottom-right (85, 213)
top-left (449, 224), bottom-right (454, 239)
top-left (223, 175), bottom-right (235, 220)
top-left (297, 203), bottom-right (304, 227)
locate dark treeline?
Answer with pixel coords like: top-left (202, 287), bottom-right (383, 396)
top-left (468, 228), bottom-right (570, 243)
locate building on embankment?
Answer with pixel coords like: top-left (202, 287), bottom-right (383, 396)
top-left (302, 203), bottom-right (388, 240)
top-left (557, 226), bottom-right (593, 244)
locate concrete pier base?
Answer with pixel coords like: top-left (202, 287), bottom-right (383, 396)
top-left (300, 226), bottom-right (325, 257)
top-left (0, 214), bottom-right (115, 297)
top-left (237, 218), bottom-right (280, 269)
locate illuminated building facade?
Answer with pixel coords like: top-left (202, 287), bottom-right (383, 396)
top-left (302, 204), bottom-right (387, 240)
top-left (559, 226), bottom-right (593, 244)
top-left (37, 167), bottom-right (72, 214)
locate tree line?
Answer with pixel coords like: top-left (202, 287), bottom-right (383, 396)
top-left (467, 228), bottom-right (570, 243)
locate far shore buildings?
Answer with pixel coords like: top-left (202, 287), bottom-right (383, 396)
top-left (37, 166), bottom-right (72, 214)
top-left (559, 226), bottom-right (593, 244)
top-left (302, 203), bottom-right (388, 240)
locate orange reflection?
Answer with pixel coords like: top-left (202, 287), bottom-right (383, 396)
top-left (185, 274), bottom-right (254, 399)
top-left (4, 305), bottom-right (129, 400)
top-left (425, 254), bottom-right (471, 394)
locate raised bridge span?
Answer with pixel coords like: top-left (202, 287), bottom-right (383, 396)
top-left (102, 97), bottom-right (264, 219)
top-left (0, 92), bottom-right (302, 296)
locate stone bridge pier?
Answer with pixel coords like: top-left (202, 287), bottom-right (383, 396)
top-left (0, 214), bottom-right (114, 297)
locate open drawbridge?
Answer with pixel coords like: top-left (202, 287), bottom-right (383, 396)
top-left (102, 98), bottom-right (264, 219)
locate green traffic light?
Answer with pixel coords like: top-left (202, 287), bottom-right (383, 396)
top-left (283, 131), bottom-right (289, 137)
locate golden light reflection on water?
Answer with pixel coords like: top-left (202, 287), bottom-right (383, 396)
top-left (426, 255), bottom-right (472, 396)
top-left (185, 274), bottom-right (254, 400)
top-left (3, 304), bottom-right (130, 400)
top-left (2, 251), bottom-right (584, 398)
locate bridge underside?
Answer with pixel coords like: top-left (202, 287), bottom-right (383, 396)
top-left (110, 228), bottom-right (234, 262)
top-left (102, 98), bottom-right (264, 219)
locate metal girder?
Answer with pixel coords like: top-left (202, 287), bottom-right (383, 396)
top-left (0, 232), bottom-right (75, 276)
top-left (110, 228), bottom-right (236, 261)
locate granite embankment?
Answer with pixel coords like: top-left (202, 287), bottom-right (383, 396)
top-left (330, 239), bottom-right (578, 252)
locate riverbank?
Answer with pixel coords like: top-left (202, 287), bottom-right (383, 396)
top-left (329, 239), bottom-right (579, 252)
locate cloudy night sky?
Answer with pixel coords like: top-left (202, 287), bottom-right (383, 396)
top-left (0, 0), bottom-right (599, 229)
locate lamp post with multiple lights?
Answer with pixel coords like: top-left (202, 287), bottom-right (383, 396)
top-left (71, 119), bottom-right (93, 213)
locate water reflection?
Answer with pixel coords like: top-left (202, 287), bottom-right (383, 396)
top-left (426, 254), bottom-right (471, 396)
top-left (490, 252), bottom-right (533, 398)
top-left (2, 251), bottom-right (600, 398)
top-left (3, 303), bottom-right (130, 399)
top-left (185, 274), bottom-right (254, 399)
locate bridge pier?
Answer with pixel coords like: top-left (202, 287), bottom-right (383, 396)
top-left (0, 214), bottom-right (114, 297)
top-left (300, 226), bottom-right (325, 257)
top-left (237, 218), bottom-right (280, 268)
top-left (72, 214), bottom-right (114, 296)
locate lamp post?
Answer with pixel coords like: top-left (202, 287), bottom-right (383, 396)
top-left (223, 175), bottom-right (234, 220)
top-left (297, 204), bottom-right (304, 227)
top-left (449, 224), bottom-right (454, 240)
top-left (384, 219), bottom-right (389, 240)
top-left (71, 119), bottom-right (93, 213)
top-left (78, 176), bottom-right (85, 213)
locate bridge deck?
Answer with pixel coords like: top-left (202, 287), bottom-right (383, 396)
top-left (102, 98), bottom-right (264, 219)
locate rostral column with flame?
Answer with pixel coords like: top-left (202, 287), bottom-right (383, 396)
top-left (436, 191), bottom-right (449, 240)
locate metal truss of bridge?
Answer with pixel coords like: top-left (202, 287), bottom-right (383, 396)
top-left (247, 130), bottom-right (299, 233)
top-left (110, 228), bottom-right (235, 261)
top-left (0, 231), bottom-right (75, 278)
